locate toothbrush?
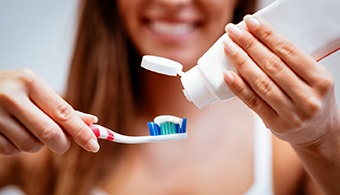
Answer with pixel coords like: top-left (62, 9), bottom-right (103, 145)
top-left (90, 115), bottom-right (187, 144)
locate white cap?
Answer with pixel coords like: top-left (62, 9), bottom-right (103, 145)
top-left (141, 55), bottom-right (184, 76)
top-left (141, 55), bottom-right (217, 109)
top-left (180, 66), bottom-right (217, 109)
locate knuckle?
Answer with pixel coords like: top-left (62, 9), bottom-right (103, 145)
top-left (275, 40), bottom-right (297, 57)
top-left (244, 93), bottom-right (261, 109)
top-left (0, 85), bottom-right (20, 107)
top-left (16, 68), bottom-right (39, 88)
top-left (232, 81), bottom-right (247, 96)
top-left (263, 55), bottom-right (284, 75)
top-left (74, 125), bottom-right (91, 142)
top-left (39, 124), bottom-right (61, 143)
top-left (252, 76), bottom-right (273, 96)
top-left (258, 28), bottom-right (274, 42)
top-left (242, 36), bottom-right (257, 51)
top-left (234, 54), bottom-right (249, 70)
top-left (53, 101), bottom-right (74, 123)
top-left (291, 98), bottom-right (321, 126)
top-left (315, 75), bottom-right (334, 95)
top-left (302, 97), bottom-right (322, 117)
top-left (0, 69), bottom-right (36, 107)
top-left (0, 89), bottom-right (14, 106)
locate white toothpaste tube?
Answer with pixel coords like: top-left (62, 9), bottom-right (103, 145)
top-left (142, 0), bottom-right (340, 109)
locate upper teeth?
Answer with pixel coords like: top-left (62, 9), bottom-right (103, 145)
top-left (150, 21), bottom-right (194, 35)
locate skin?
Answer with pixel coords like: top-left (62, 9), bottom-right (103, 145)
top-left (224, 15), bottom-right (340, 194)
top-left (0, 69), bottom-right (99, 154)
top-left (0, 0), bottom-right (338, 194)
top-left (116, 0), bottom-right (339, 194)
top-left (117, 0), bottom-right (237, 68)
top-left (100, 0), bottom-right (321, 194)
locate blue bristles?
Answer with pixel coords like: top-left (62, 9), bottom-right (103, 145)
top-left (180, 118), bottom-right (187, 133)
top-left (148, 118), bottom-right (187, 136)
top-left (148, 122), bottom-right (160, 136)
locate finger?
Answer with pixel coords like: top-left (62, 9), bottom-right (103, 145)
top-left (4, 96), bottom-right (70, 154)
top-left (0, 113), bottom-right (43, 153)
top-left (0, 107), bottom-right (43, 153)
top-left (18, 70), bottom-right (99, 153)
top-left (242, 15), bottom-right (329, 86)
top-left (0, 133), bottom-right (20, 155)
top-left (223, 70), bottom-right (278, 127)
top-left (75, 111), bottom-right (98, 125)
top-left (241, 15), bottom-right (335, 113)
top-left (226, 22), bottom-right (312, 106)
top-left (0, 108), bottom-right (39, 154)
top-left (223, 34), bottom-right (293, 116)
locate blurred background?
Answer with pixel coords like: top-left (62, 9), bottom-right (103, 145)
top-left (0, 0), bottom-right (78, 94)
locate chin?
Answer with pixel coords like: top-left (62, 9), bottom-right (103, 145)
top-left (173, 57), bottom-right (197, 70)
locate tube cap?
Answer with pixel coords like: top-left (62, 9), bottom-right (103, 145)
top-left (141, 55), bottom-right (218, 109)
top-left (141, 55), bottom-right (184, 76)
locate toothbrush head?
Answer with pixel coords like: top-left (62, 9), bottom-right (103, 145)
top-left (148, 115), bottom-right (187, 136)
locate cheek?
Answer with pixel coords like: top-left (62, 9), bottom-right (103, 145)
top-left (207, 0), bottom-right (237, 23)
top-left (202, 1), bottom-right (236, 42)
top-left (204, 0), bottom-right (236, 14)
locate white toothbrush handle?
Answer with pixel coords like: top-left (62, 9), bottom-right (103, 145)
top-left (90, 124), bottom-right (187, 144)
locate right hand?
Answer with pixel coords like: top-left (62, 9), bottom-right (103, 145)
top-left (0, 69), bottom-right (100, 155)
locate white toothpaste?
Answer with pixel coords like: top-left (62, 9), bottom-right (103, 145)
top-left (154, 115), bottom-right (183, 126)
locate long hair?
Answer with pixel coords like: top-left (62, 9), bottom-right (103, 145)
top-left (52, 1), bottom-right (134, 194)
top-left (47, 0), bottom-right (257, 194)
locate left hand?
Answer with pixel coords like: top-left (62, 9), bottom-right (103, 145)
top-left (223, 15), bottom-right (340, 146)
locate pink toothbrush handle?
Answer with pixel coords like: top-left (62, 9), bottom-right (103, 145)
top-left (90, 125), bottom-right (114, 141)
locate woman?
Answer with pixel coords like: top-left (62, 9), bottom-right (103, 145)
top-left (0, 0), bottom-right (338, 194)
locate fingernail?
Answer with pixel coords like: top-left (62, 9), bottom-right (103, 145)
top-left (92, 115), bottom-right (98, 123)
top-left (223, 38), bottom-right (238, 54)
top-left (224, 71), bottom-right (235, 84)
top-left (87, 138), bottom-right (100, 153)
top-left (244, 15), bottom-right (259, 27)
top-left (226, 23), bottom-right (243, 37)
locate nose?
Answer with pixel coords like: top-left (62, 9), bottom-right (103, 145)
top-left (153, 0), bottom-right (192, 11)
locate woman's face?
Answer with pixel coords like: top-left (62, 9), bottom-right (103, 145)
top-left (117, 0), bottom-right (238, 69)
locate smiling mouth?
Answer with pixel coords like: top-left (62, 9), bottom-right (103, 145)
top-left (146, 20), bottom-right (199, 37)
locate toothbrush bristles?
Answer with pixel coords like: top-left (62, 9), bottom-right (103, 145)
top-left (148, 118), bottom-right (187, 136)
